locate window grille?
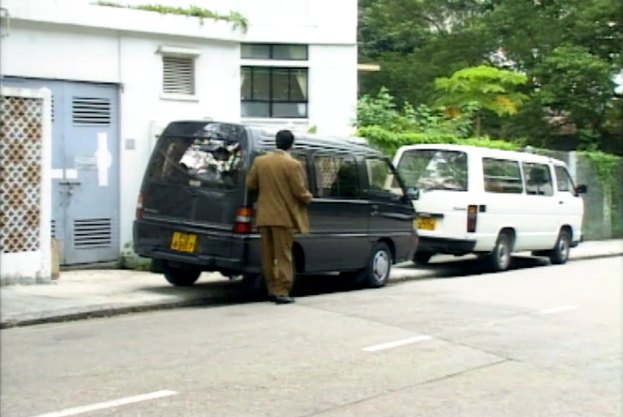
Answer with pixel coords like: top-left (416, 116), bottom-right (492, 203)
top-left (163, 55), bottom-right (195, 95)
top-left (72, 97), bottom-right (111, 125)
top-left (73, 218), bottom-right (112, 249)
top-left (0, 96), bottom-right (43, 253)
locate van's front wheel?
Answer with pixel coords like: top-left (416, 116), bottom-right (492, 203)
top-left (163, 263), bottom-right (201, 287)
top-left (488, 232), bottom-right (512, 272)
top-left (548, 229), bottom-right (571, 265)
top-left (361, 242), bottom-right (392, 288)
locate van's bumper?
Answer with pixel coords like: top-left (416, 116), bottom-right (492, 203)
top-left (133, 219), bottom-right (262, 275)
top-left (418, 237), bottom-right (476, 255)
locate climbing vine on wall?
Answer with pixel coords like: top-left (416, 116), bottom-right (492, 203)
top-left (96, 2), bottom-right (248, 32)
top-left (583, 150), bottom-right (620, 198)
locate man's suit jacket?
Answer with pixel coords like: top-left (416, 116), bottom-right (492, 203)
top-left (246, 150), bottom-right (313, 233)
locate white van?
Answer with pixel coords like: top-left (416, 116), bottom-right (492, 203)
top-left (393, 144), bottom-right (587, 271)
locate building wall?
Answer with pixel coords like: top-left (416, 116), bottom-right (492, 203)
top-left (1, 0), bottom-right (358, 249)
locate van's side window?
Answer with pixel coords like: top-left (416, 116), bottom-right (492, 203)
top-left (554, 165), bottom-right (575, 193)
top-left (483, 158), bottom-right (523, 194)
top-left (523, 163), bottom-right (553, 196)
top-left (313, 155), bottom-right (359, 198)
top-left (366, 158), bottom-right (404, 198)
top-left (291, 153), bottom-right (310, 188)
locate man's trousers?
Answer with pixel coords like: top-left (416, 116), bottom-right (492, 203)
top-left (258, 226), bottom-right (294, 297)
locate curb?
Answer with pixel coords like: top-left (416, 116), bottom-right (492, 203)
top-left (2, 250), bottom-right (621, 329)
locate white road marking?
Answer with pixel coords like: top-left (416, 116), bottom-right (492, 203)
top-left (363, 335), bottom-right (432, 352)
top-left (539, 305), bottom-right (578, 315)
top-left (29, 390), bottom-right (178, 417)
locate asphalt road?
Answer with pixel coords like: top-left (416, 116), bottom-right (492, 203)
top-left (1, 256), bottom-right (621, 417)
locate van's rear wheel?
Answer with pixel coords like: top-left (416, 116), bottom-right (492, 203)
top-left (361, 242), bottom-right (392, 288)
top-left (163, 263), bottom-right (201, 287)
top-left (548, 229), bottom-right (571, 265)
top-left (488, 232), bottom-right (512, 272)
top-left (413, 251), bottom-right (434, 265)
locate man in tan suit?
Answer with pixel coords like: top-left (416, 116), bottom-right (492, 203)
top-left (246, 130), bottom-right (313, 304)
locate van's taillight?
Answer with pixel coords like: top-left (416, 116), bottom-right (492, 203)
top-left (234, 207), bottom-right (254, 234)
top-left (467, 205), bottom-right (478, 233)
top-left (136, 193), bottom-right (144, 220)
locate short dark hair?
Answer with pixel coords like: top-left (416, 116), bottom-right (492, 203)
top-left (275, 130), bottom-right (295, 150)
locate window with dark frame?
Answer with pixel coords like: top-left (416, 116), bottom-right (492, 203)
top-left (241, 66), bottom-right (308, 118)
top-left (241, 44), bottom-right (308, 61)
top-left (241, 43), bottom-right (309, 118)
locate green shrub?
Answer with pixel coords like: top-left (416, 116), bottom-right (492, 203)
top-left (357, 126), bottom-right (521, 156)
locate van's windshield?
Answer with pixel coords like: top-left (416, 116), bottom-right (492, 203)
top-left (396, 149), bottom-right (468, 191)
top-left (147, 123), bottom-right (245, 189)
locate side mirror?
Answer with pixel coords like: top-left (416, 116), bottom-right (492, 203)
top-left (575, 184), bottom-right (587, 194)
top-left (406, 187), bottom-right (420, 200)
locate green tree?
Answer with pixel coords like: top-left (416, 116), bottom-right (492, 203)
top-left (531, 46), bottom-right (615, 149)
top-left (434, 66), bottom-right (528, 136)
top-left (357, 0), bottom-right (623, 153)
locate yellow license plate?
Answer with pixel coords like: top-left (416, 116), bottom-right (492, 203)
top-left (415, 217), bottom-right (436, 231)
top-left (170, 232), bottom-right (198, 252)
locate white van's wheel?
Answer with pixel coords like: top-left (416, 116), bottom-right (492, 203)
top-left (362, 242), bottom-right (392, 288)
top-left (163, 264), bottom-right (201, 287)
top-left (488, 232), bottom-right (512, 272)
top-left (548, 229), bottom-right (571, 265)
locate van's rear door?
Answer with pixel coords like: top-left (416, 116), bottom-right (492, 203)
top-left (141, 122), bottom-right (247, 228)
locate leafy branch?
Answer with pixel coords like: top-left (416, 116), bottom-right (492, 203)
top-left (96, 2), bottom-right (248, 32)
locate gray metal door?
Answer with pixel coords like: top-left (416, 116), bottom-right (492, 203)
top-left (2, 77), bottom-right (120, 265)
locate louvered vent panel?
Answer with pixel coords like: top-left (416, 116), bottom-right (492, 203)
top-left (74, 218), bottom-right (112, 248)
top-left (72, 97), bottom-right (111, 125)
top-left (163, 56), bottom-right (195, 94)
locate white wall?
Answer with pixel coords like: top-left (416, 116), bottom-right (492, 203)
top-left (118, 36), bottom-right (240, 243)
top-left (309, 45), bottom-right (358, 136)
top-left (1, 23), bottom-right (120, 83)
top-left (0, 0), bottom-right (358, 250)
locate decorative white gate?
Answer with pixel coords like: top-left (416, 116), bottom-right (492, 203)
top-left (0, 86), bottom-right (52, 284)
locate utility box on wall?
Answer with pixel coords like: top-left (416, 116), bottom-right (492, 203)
top-left (0, 86), bottom-right (52, 285)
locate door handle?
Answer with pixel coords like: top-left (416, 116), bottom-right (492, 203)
top-left (559, 201), bottom-right (564, 204)
top-left (59, 180), bottom-right (82, 186)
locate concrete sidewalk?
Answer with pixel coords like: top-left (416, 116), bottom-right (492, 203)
top-left (1, 239), bottom-right (622, 329)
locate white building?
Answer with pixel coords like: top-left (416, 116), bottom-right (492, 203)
top-left (0, 0), bottom-right (358, 266)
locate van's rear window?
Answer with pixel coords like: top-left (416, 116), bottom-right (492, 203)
top-left (397, 149), bottom-right (468, 191)
top-left (147, 123), bottom-right (245, 188)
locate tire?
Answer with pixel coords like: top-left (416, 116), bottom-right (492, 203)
top-left (548, 229), bottom-right (571, 265)
top-left (413, 251), bottom-right (434, 265)
top-left (162, 263), bottom-right (201, 287)
top-left (361, 242), bottom-right (392, 288)
top-left (488, 232), bottom-right (512, 272)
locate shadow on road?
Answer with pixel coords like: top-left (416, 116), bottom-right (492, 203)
top-left (393, 255), bottom-right (551, 284)
top-left (137, 254), bottom-right (554, 310)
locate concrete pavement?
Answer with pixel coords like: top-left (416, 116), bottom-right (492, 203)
top-left (1, 239), bottom-right (621, 329)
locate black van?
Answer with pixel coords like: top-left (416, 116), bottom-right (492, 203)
top-left (133, 121), bottom-right (418, 290)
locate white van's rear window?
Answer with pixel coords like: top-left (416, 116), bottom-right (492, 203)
top-left (397, 149), bottom-right (467, 191)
